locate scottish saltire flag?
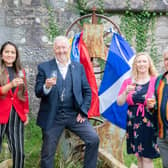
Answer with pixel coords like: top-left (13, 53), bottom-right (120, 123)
top-left (99, 33), bottom-right (135, 129)
top-left (70, 33), bottom-right (100, 117)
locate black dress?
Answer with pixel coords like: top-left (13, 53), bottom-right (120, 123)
top-left (126, 82), bottom-right (160, 158)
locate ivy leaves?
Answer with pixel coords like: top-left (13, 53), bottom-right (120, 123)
top-left (46, 7), bottom-right (61, 41)
top-left (120, 9), bottom-right (153, 52)
top-left (120, 0), bottom-right (159, 64)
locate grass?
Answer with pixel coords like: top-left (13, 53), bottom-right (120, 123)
top-left (0, 117), bottom-right (163, 168)
top-left (24, 118), bottom-right (117, 168)
top-left (24, 118), bottom-right (83, 168)
top-left (123, 141), bottom-right (162, 168)
top-left (25, 118), bottom-right (164, 168)
top-left (24, 118), bottom-right (85, 168)
top-left (24, 118), bottom-right (42, 168)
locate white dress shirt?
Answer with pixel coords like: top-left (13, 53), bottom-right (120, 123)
top-left (56, 59), bottom-right (71, 80)
top-left (43, 58), bottom-right (71, 95)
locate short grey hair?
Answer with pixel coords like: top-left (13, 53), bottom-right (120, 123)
top-left (53, 36), bottom-right (70, 47)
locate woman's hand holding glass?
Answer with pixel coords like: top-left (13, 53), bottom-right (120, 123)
top-left (147, 95), bottom-right (156, 109)
top-left (126, 84), bottom-right (136, 95)
top-left (11, 77), bottom-right (24, 87)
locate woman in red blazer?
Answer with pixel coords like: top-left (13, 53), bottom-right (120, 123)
top-left (0, 41), bottom-right (29, 168)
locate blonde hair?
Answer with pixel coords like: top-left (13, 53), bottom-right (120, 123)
top-left (132, 52), bottom-right (158, 80)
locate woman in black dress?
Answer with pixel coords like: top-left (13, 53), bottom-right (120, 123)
top-left (117, 52), bottom-right (159, 168)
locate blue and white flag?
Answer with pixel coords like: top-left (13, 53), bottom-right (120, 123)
top-left (98, 33), bottom-right (135, 129)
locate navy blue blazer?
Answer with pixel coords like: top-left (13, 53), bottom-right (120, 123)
top-left (35, 59), bottom-right (91, 130)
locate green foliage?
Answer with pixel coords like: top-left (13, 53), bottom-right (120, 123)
top-left (76, 0), bottom-right (104, 15)
top-left (45, 7), bottom-right (61, 41)
top-left (123, 140), bottom-right (162, 168)
top-left (24, 117), bottom-right (84, 168)
top-left (44, 0), bottom-right (61, 41)
top-left (1, 116), bottom-right (162, 167)
top-left (120, 0), bottom-right (152, 52)
top-left (120, 0), bottom-right (162, 63)
top-left (120, 11), bottom-right (136, 45)
top-left (97, 0), bottom-right (104, 14)
top-left (24, 117), bottom-right (42, 168)
top-left (73, 0), bottom-right (105, 29)
top-left (24, 117), bottom-right (104, 168)
top-left (135, 11), bottom-right (151, 52)
top-left (150, 15), bottom-right (161, 64)
top-left (76, 0), bottom-right (88, 16)
top-left (54, 152), bottom-right (82, 168)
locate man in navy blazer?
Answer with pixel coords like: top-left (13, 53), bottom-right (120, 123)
top-left (35, 36), bottom-right (99, 168)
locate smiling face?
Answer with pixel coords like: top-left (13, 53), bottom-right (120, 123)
top-left (135, 54), bottom-right (150, 74)
top-left (132, 52), bottom-right (157, 79)
top-left (1, 44), bottom-right (17, 67)
top-left (53, 36), bottom-right (70, 65)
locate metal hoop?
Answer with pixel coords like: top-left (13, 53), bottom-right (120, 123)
top-left (163, 0), bottom-right (168, 5)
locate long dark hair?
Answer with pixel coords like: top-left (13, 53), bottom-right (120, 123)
top-left (0, 41), bottom-right (26, 101)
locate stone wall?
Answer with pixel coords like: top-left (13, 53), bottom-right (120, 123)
top-left (0, 0), bottom-right (79, 115)
top-left (0, 0), bottom-right (168, 115)
top-left (87, 0), bottom-right (168, 71)
top-left (88, 0), bottom-right (168, 12)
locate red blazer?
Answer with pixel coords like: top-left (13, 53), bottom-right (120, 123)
top-left (0, 69), bottom-right (29, 124)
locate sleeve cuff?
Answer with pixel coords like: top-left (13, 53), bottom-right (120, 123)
top-left (24, 109), bottom-right (29, 114)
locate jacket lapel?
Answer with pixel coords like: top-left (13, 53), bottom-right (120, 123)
top-left (49, 59), bottom-right (58, 75)
top-left (49, 59), bottom-right (61, 97)
top-left (70, 62), bottom-right (77, 89)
